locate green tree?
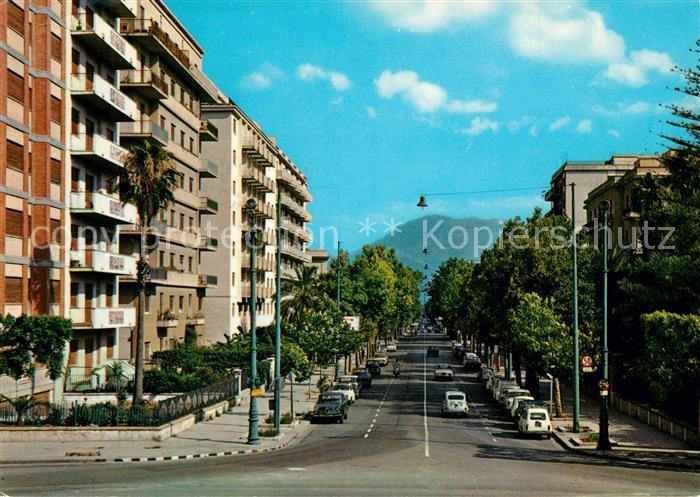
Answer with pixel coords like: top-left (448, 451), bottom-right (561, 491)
top-left (281, 265), bottom-right (321, 323)
top-left (426, 258), bottom-right (474, 340)
top-left (117, 141), bottom-right (180, 402)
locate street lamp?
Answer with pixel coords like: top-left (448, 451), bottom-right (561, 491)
top-left (417, 195), bottom-right (428, 208)
top-left (597, 200), bottom-right (612, 451)
top-left (274, 190), bottom-right (282, 431)
top-left (571, 183), bottom-right (581, 433)
top-left (245, 198), bottom-right (260, 445)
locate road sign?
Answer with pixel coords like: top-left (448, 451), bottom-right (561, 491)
top-left (580, 355), bottom-right (594, 373)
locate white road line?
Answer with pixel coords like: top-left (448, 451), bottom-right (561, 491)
top-left (363, 433), bottom-right (369, 438)
top-left (423, 351), bottom-right (430, 458)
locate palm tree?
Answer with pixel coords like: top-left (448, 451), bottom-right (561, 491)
top-left (281, 266), bottom-right (320, 322)
top-left (117, 141), bottom-right (180, 402)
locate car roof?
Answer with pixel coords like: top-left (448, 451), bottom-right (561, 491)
top-left (445, 390), bottom-right (465, 396)
top-left (435, 364), bottom-right (451, 368)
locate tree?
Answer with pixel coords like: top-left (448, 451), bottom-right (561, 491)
top-left (117, 140), bottom-right (180, 402)
top-left (426, 258), bottom-right (473, 340)
top-left (281, 265), bottom-right (321, 323)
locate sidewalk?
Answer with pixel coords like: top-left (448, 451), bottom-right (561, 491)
top-left (550, 380), bottom-right (700, 470)
top-left (0, 368), bottom-right (332, 465)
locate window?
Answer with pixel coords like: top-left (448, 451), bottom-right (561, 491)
top-left (160, 115), bottom-right (166, 129)
top-left (7, 2), bottom-right (25, 34)
top-left (189, 137), bottom-right (194, 153)
top-left (189, 216), bottom-right (194, 229)
top-left (6, 139), bottom-right (23, 171)
top-left (169, 209), bottom-right (175, 226)
top-left (6, 209), bottom-right (23, 237)
top-left (7, 69), bottom-right (24, 103)
top-left (169, 253), bottom-right (175, 268)
top-left (50, 96), bottom-right (62, 124)
top-left (179, 213), bottom-right (184, 230)
top-left (169, 295), bottom-right (174, 311)
top-left (179, 254), bottom-right (184, 270)
top-left (232, 180), bottom-right (236, 194)
top-left (49, 280), bottom-right (60, 304)
top-left (188, 294), bottom-right (192, 312)
top-left (179, 295), bottom-right (184, 312)
top-left (170, 79), bottom-right (175, 96)
top-left (145, 342), bottom-right (152, 360)
top-left (50, 33), bottom-right (62, 62)
top-left (106, 334), bottom-right (114, 359)
top-left (159, 251), bottom-right (165, 267)
top-left (146, 294), bottom-right (152, 313)
top-left (180, 130), bottom-right (185, 147)
top-left (5, 277), bottom-right (22, 303)
top-left (170, 124), bottom-right (176, 141)
top-left (71, 108), bottom-right (80, 135)
top-left (188, 177), bottom-right (194, 192)
top-left (188, 256), bottom-right (193, 272)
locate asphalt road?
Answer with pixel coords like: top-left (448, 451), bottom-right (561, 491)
top-left (3, 336), bottom-right (699, 497)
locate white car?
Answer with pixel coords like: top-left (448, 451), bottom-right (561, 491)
top-left (333, 383), bottom-right (356, 404)
top-left (486, 374), bottom-right (501, 392)
top-left (509, 396), bottom-right (534, 418)
top-left (499, 386), bottom-right (529, 405)
top-left (503, 389), bottom-right (531, 409)
top-left (373, 353), bottom-right (389, 366)
top-left (386, 343), bottom-right (397, 352)
top-left (441, 391), bottom-right (469, 417)
top-left (434, 364), bottom-right (454, 381)
top-left (338, 375), bottom-right (360, 395)
top-left (518, 407), bottom-right (552, 439)
top-left (493, 379), bottom-right (517, 400)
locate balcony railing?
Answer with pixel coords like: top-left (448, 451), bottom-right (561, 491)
top-left (280, 243), bottom-right (312, 263)
top-left (198, 236), bottom-right (218, 251)
top-left (199, 159), bottom-right (219, 178)
top-left (70, 133), bottom-right (127, 169)
top-left (120, 119), bottom-right (168, 146)
top-left (70, 12), bottom-right (136, 69)
top-left (119, 18), bottom-right (190, 67)
top-left (280, 192), bottom-right (311, 221)
top-left (199, 197), bottom-right (218, 213)
top-left (198, 274), bottom-right (218, 287)
top-left (119, 69), bottom-right (168, 99)
top-left (70, 72), bottom-right (137, 122)
top-left (277, 168), bottom-right (312, 202)
top-left (199, 119), bottom-right (218, 141)
top-left (70, 307), bottom-right (135, 329)
top-left (69, 249), bottom-right (136, 276)
top-left (242, 166), bottom-right (275, 192)
top-left (70, 191), bottom-right (137, 224)
top-left (241, 134), bottom-right (274, 167)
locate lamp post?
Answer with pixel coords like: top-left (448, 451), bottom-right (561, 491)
top-left (597, 200), bottom-right (612, 451)
top-left (245, 198), bottom-right (260, 445)
top-left (571, 183), bottom-right (580, 433)
top-left (335, 240), bottom-right (341, 380)
top-left (274, 190), bottom-right (282, 431)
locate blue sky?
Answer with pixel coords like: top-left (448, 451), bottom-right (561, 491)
top-left (169, 0), bottom-right (698, 251)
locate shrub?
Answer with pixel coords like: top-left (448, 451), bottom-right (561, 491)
top-left (259, 427), bottom-right (279, 437)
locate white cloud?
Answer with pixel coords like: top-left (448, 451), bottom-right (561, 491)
top-left (608, 129), bottom-right (621, 139)
top-left (548, 116), bottom-right (571, 131)
top-left (528, 125), bottom-right (539, 137)
top-left (297, 64), bottom-right (351, 91)
top-left (367, 0), bottom-right (499, 33)
top-left (509, 4), bottom-right (625, 64)
top-left (366, 106), bottom-right (378, 119)
top-left (459, 116), bottom-right (499, 136)
top-left (601, 49), bottom-right (674, 87)
top-left (241, 63), bottom-right (284, 91)
top-left (593, 101), bottom-right (651, 117)
top-left (330, 96), bottom-right (344, 106)
top-left (576, 119), bottom-right (593, 134)
top-left (446, 99), bottom-right (498, 114)
top-left (375, 70), bottom-right (496, 116)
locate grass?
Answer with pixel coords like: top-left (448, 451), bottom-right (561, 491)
top-left (579, 433), bottom-right (599, 443)
top-left (264, 412), bottom-right (295, 425)
top-left (259, 427), bottom-right (280, 437)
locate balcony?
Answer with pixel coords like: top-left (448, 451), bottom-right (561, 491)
top-left (242, 228), bottom-right (275, 246)
top-left (241, 134), bottom-right (274, 167)
top-left (118, 18), bottom-right (213, 100)
top-left (198, 274), bottom-right (218, 288)
top-left (242, 166), bottom-right (275, 193)
top-left (281, 219), bottom-right (311, 242)
top-left (199, 197), bottom-right (218, 214)
top-left (198, 236), bottom-right (218, 251)
top-left (280, 192), bottom-right (312, 221)
top-left (69, 249), bottom-right (136, 276)
top-left (119, 69), bottom-right (168, 99)
top-left (70, 191), bottom-right (137, 224)
top-left (100, 0), bottom-right (137, 18)
top-left (156, 310), bottom-right (178, 328)
top-left (70, 133), bottom-right (127, 170)
top-left (122, 267), bottom-right (201, 288)
top-left (120, 119), bottom-right (168, 146)
top-left (243, 199), bottom-right (275, 220)
top-left (70, 307), bottom-right (135, 329)
top-left (120, 219), bottom-right (167, 239)
top-left (241, 254), bottom-right (275, 273)
top-left (70, 13), bottom-right (136, 69)
top-left (277, 168), bottom-right (312, 202)
top-left (199, 159), bottom-right (219, 178)
top-left (70, 72), bottom-right (137, 122)
top-left (186, 313), bottom-right (205, 326)
top-left (281, 243), bottom-right (312, 263)
top-left (199, 119), bottom-right (218, 141)
top-left (241, 284), bottom-right (274, 299)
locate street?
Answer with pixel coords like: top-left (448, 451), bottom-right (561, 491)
top-left (3, 336), bottom-right (699, 497)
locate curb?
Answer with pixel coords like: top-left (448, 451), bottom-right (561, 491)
top-left (1, 422), bottom-right (308, 466)
top-left (552, 431), bottom-right (700, 471)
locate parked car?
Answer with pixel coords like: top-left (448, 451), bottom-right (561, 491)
top-left (493, 378), bottom-right (517, 400)
top-left (339, 375), bottom-right (361, 396)
top-left (386, 343), bottom-right (397, 352)
top-left (373, 353), bottom-right (389, 366)
top-left (499, 386), bottom-right (529, 405)
top-left (367, 361), bottom-right (382, 378)
top-left (434, 364), bottom-right (454, 381)
top-left (502, 388), bottom-right (531, 408)
top-left (518, 406), bottom-right (552, 438)
top-left (441, 391), bottom-right (469, 417)
top-left (311, 392), bottom-right (350, 423)
top-left (479, 366), bottom-right (495, 382)
top-left (509, 396), bottom-right (535, 418)
top-left (427, 346), bottom-right (439, 357)
top-left (352, 368), bottom-right (373, 388)
top-left (514, 400), bottom-right (548, 422)
top-left (333, 382), bottom-right (356, 404)
top-left (453, 345), bottom-right (467, 360)
top-left (463, 353), bottom-right (481, 372)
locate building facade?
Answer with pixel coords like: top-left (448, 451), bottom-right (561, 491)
top-left (307, 249), bottom-right (329, 275)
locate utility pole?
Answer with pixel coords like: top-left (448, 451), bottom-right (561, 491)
top-left (572, 183), bottom-right (580, 433)
top-left (273, 189), bottom-right (282, 430)
top-left (245, 199), bottom-right (260, 445)
top-left (336, 241), bottom-right (341, 307)
top-left (597, 200), bottom-right (612, 451)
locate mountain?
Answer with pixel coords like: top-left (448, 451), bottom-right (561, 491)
top-left (354, 215), bottom-right (502, 275)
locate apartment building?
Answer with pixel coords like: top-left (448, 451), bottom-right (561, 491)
top-left (307, 249), bottom-right (329, 275)
top-left (116, 0), bottom-right (220, 359)
top-left (1, 0), bottom-right (70, 400)
top-left (584, 156), bottom-right (667, 249)
top-left (545, 156), bottom-right (640, 231)
top-left (200, 100), bottom-right (312, 343)
top-left (277, 151), bottom-right (312, 278)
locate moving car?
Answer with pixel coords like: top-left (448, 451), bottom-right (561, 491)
top-left (518, 406), bottom-right (552, 438)
top-left (386, 343), bottom-right (397, 352)
top-left (427, 346), bottom-right (439, 357)
top-left (373, 353), bottom-right (389, 366)
top-left (509, 396), bottom-right (535, 418)
top-left (333, 382), bottom-right (356, 404)
top-left (311, 392), bottom-right (350, 423)
top-left (339, 375), bottom-right (361, 396)
top-left (352, 368), bottom-right (373, 388)
top-left (463, 352), bottom-right (481, 372)
top-left (441, 391), bottom-right (469, 417)
top-left (367, 361), bottom-right (381, 378)
top-left (454, 345), bottom-right (467, 360)
top-left (434, 364), bottom-right (454, 381)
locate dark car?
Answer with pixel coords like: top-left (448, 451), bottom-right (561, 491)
top-left (427, 346), bottom-right (439, 357)
top-left (463, 352), bottom-right (482, 372)
top-left (367, 361), bottom-right (381, 377)
top-left (454, 345), bottom-right (467, 360)
top-left (311, 392), bottom-right (350, 423)
top-left (353, 368), bottom-right (373, 388)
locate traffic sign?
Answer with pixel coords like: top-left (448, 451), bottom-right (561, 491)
top-left (580, 355), bottom-right (594, 373)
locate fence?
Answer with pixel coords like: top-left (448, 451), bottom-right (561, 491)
top-left (64, 371), bottom-right (135, 392)
top-left (0, 373), bottom-right (240, 427)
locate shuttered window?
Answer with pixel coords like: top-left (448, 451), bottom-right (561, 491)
top-left (50, 96), bottom-right (62, 124)
top-left (7, 69), bottom-right (24, 103)
top-left (6, 140), bottom-right (24, 171)
top-left (50, 33), bottom-right (62, 62)
top-left (7, 2), bottom-right (24, 34)
top-left (6, 209), bottom-right (24, 237)
top-left (50, 218), bottom-right (62, 244)
top-left (50, 158), bottom-right (62, 183)
top-left (50, 280), bottom-right (61, 304)
top-left (5, 277), bottom-right (23, 303)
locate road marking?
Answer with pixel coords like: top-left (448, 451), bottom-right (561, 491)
top-left (363, 433), bottom-right (368, 438)
top-left (423, 351), bottom-right (430, 458)
top-left (287, 467), bottom-right (307, 472)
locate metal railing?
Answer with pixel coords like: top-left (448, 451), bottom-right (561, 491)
top-left (120, 69), bottom-right (168, 94)
top-left (119, 18), bottom-right (190, 68)
top-left (155, 375), bottom-right (239, 423)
